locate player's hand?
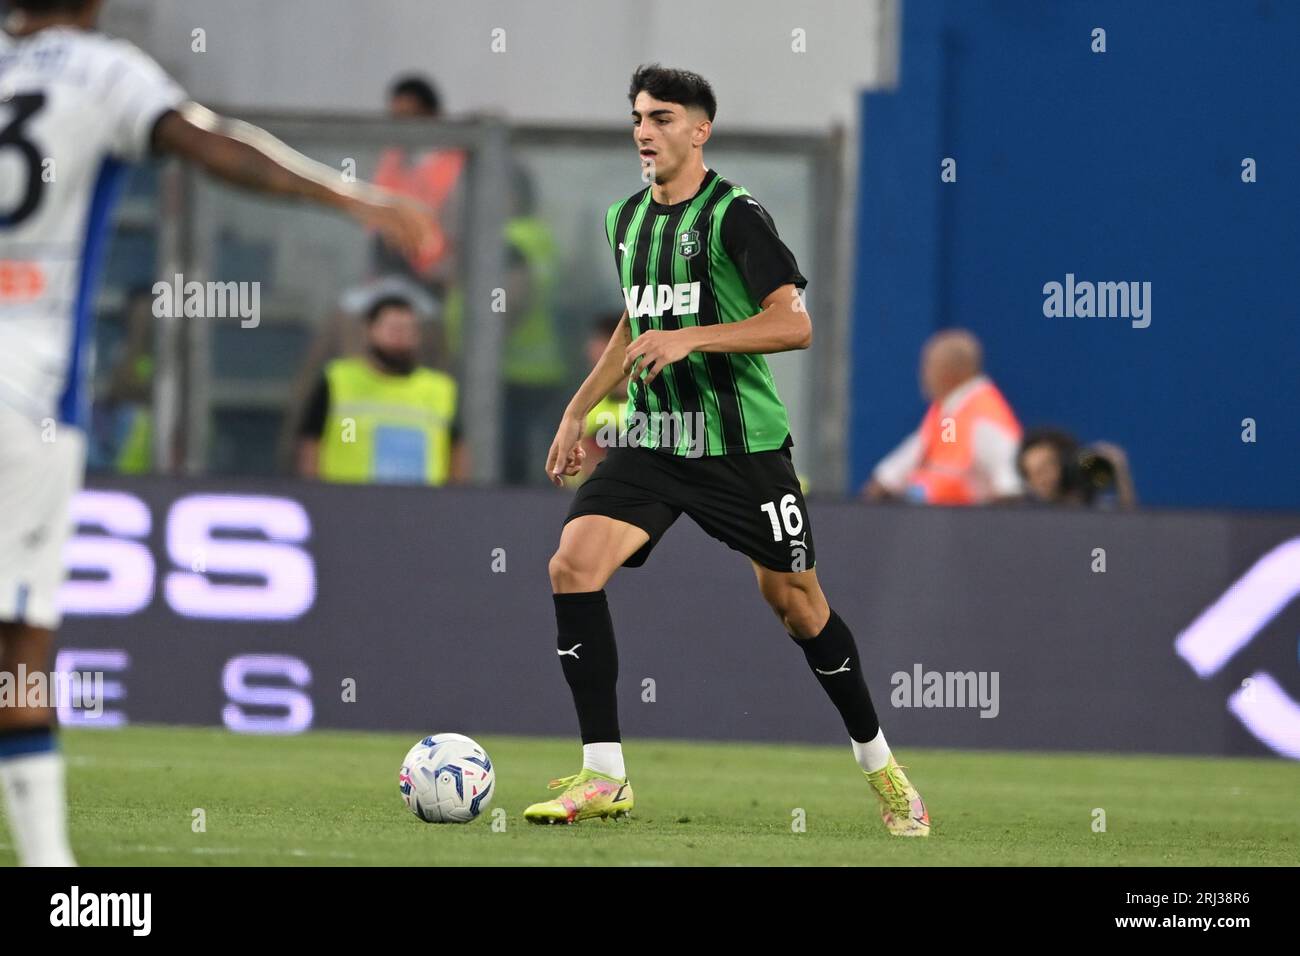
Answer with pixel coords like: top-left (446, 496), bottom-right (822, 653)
top-left (345, 193), bottom-right (438, 262)
top-left (545, 413), bottom-right (587, 487)
top-left (623, 328), bottom-right (697, 386)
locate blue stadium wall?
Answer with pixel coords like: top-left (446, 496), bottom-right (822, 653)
top-left (850, 1), bottom-right (1300, 508)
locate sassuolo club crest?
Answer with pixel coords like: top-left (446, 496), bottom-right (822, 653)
top-left (677, 229), bottom-right (700, 258)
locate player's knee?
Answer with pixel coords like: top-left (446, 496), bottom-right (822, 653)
top-left (548, 549), bottom-right (602, 593)
top-left (785, 605), bottom-right (823, 638)
top-left (547, 551), bottom-right (574, 590)
top-left (784, 607), bottom-right (825, 639)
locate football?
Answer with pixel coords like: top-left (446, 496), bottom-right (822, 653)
top-left (398, 733), bottom-right (495, 824)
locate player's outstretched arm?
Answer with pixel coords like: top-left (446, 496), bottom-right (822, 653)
top-left (152, 103), bottom-right (435, 260)
top-left (545, 312), bottom-right (632, 486)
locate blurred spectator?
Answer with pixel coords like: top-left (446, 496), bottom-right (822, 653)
top-left (863, 329), bottom-right (1022, 505)
top-left (574, 313), bottom-right (629, 482)
top-left (88, 287), bottom-right (154, 474)
top-left (279, 275), bottom-right (446, 472)
top-left (445, 163), bottom-right (567, 484)
top-left (1018, 427), bottom-right (1137, 509)
top-left (389, 74), bottom-right (441, 117)
top-left (333, 275), bottom-right (446, 371)
top-left (371, 73), bottom-right (465, 296)
top-left (297, 295), bottom-right (467, 485)
top-left (500, 165), bottom-right (567, 484)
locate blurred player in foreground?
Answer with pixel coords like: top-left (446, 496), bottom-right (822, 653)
top-left (0, 0), bottom-right (434, 865)
top-left (526, 65), bottom-right (929, 836)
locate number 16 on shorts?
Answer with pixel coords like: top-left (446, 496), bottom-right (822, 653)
top-left (760, 494), bottom-right (804, 541)
top-left (760, 494), bottom-right (811, 572)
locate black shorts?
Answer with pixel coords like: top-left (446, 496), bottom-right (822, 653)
top-left (565, 442), bottom-right (815, 573)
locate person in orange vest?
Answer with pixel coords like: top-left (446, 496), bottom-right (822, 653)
top-left (371, 75), bottom-right (465, 294)
top-left (863, 329), bottom-right (1023, 505)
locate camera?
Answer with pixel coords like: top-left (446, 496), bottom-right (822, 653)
top-left (1074, 448), bottom-right (1117, 500)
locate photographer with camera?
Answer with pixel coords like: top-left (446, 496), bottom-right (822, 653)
top-left (1016, 427), bottom-right (1137, 509)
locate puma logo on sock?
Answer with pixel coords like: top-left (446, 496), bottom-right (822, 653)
top-left (815, 657), bottom-right (850, 675)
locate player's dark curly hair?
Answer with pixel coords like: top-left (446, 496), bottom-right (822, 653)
top-left (628, 64), bottom-right (716, 121)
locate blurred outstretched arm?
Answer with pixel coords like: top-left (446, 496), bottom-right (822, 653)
top-left (153, 103), bottom-right (435, 260)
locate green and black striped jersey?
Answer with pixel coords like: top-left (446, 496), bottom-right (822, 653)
top-left (605, 168), bottom-right (807, 456)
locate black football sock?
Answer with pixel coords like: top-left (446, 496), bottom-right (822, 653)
top-left (554, 590), bottom-right (621, 744)
top-left (790, 608), bottom-right (881, 743)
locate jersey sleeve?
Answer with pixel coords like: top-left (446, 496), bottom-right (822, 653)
top-left (604, 200), bottom-right (623, 250)
top-left (99, 40), bottom-right (187, 162)
top-left (720, 195), bottom-right (808, 305)
top-left (604, 198), bottom-right (627, 284)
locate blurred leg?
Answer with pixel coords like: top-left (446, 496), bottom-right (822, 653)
top-left (0, 411), bottom-right (83, 866)
top-left (0, 622), bottom-right (76, 866)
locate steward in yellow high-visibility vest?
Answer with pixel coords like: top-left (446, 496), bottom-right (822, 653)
top-left (318, 357), bottom-right (457, 484)
top-left (297, 296), bottom-right (462, 485)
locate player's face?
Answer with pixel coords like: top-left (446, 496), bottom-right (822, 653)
top-left (631, 92), bottom-right (708, 184)
top-left (1021, 444), bottom-right (1063, 502)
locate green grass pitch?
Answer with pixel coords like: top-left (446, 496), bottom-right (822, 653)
top-left (3, 726), bottom-right (1298, 866)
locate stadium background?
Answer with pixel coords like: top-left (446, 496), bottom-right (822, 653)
top-left (43, 0), bottom-right (1300, 761)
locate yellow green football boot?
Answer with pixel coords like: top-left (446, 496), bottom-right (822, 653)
top-left (865, 755), bottom-right (931, 837)
top-left (523, 768), bottom-right (633, 824)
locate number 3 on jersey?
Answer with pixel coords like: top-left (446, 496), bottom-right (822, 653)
top-left (0, 91), bottom-right (48, 227)
top-left (760, 494), bottom-right (804, 542)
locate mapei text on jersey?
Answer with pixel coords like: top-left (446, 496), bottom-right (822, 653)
top-left (622, 282), bottom-right (701, 319)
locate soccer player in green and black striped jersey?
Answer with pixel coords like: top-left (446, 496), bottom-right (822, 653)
top-left (604, 154), bottom-right (795, 457)
top-left (525, 65), bottom-right (930, 836)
